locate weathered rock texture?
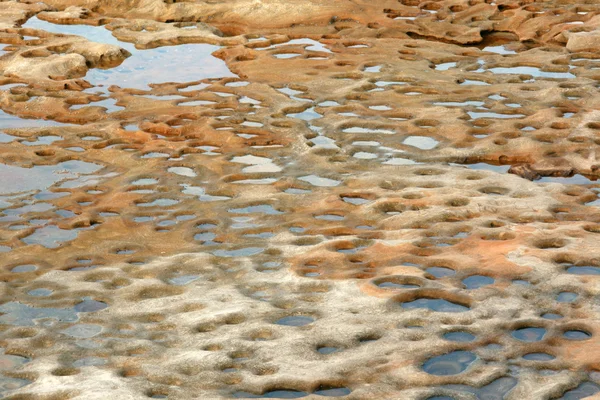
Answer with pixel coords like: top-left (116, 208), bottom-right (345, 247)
top-left (1, 0), bottom-right (600, 399)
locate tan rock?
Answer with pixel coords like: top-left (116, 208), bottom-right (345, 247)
top-left (567, 30), bottom-right (600, 53)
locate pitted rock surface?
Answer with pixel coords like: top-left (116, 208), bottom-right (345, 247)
top-left (2, 1), bottom-right (600, 399)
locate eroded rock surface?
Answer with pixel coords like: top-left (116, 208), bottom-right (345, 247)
top-left (1, 1), bottom-right (600, 399)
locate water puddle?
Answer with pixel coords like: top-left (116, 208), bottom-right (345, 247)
top-left (558, 382), bottom-right (600, 400)
top-left (73, 97), bottom-right (124, 112)
top-left (353, 152), bottom-right (377, 159)
top-left (234, 386), bottom-right (350, 398)
top-left (542, 313), bottom-right (562, 320)
top-left (0, 132), bottom-right (17, 143)
top-left (377, 279), bottom-right (420, 289)
top-left (2, 203), bottom-right (54, 221)
top-left (401, 298), bottom-right (469, 312)
top-left (0, 353), bottom-right (29, 375)
top-left (0, 376), bottom-right (31, 395)
top-left (136, 198), bottom-right (179, 207)
top-left (341, 196), bottom-right (370, 205)
top-left (538, 175), bottom-right (595, 185)
top-left (556, 292), bottom-right (578, 303)
top-left (274, 315), bottom-right (314, 327)
top-left (317, 346), bottom-right (340, 355)
top-left (61, 324), bottom-right (103, 338)
top-left (232, 178), bottom-right (278, 185)
top-left (181, 100), bottom-right (217, 107)
top-left (277, 87), bottom-right (307, 102)
top-left (522, 353), bottom-right (555, 361)
top-left (364, 65), bottom-right (382, 73)
top-left (212, 247), bottom-right (264, 257)
top-left (0, 109), bottom-right (69, 129)
top-left (268, 38), bottom-right (332, 54)
top-left (511, 327), bottom-right (546, 342)
top-left (0, 302), bottom-right (78, 326)
top-left (226, 81), bottom-right (249, 87)
top-left (234, 389), bottom-right (307, 398)
top-left (95, 44), bottom-right (235, 89)
top-left (244, 232), bottom-right (274, 239)
top-left (565, 265), bottom-right (600, 275)
top-left (181, 184), bottom-right (231, 201)
top-left (194, 232), bottom-right (216, 243)
top-left (28, 288), bottom-right (53, 297)
top-left (460, 79), bottom-right (490, 86)
top-left (435, 62), bottom-right (457, 71)
top-left (383, 157), bottom-right (418, 166)
top-left (461, 163), bottom-right (510, 173)
top-left (443, 331), bottom-right (475, 342)
top-left (402, 136), bottom-right (438, 150)
top-left (23, 135), bottom-right (62, 146)
top-left (462, 275), bottom-right (495, 289)
top-left (315, 214), bottom-right (344, 221)
top-left (22, 225), bottom-right (79, 248)
top-left (311, 135), bottom-right (339, 149)
top-left (231, 155), bottom-right (281, 173)
top-left (60, 171), bottom-right (116, 189)
top-left (343, 127), bottom-right (395, 135)
top-left (168, 275), bottom-right (200, 286)
top-left (23, 17), bottom-right (131, 48)
top-left (230, 217), bottom-right (259, 230)
top-left (274, 53), bottom-right (301, 59)
top-left (167, 167), bottom-right (196, 178)
top-left (563, 330), bottom-right (591, 340)
top-left (369, 105), bottom-right (392, 111)
top-left (23, 17), bottom-right (235, 89)
top-left (467, 111), bottom-right (525, 119)
top-left (375, 80), bottom-right (408, 87)
top-left (425, 267), bottom-right (455, 278)
top-left (140, 94), bottom-right (187, 101)
top-left (298, 175), bottom-right (341, 187)
top-left (141, 152), bottom-right (170, 159)
top-left (0, 160), bottom-right (102, 195)
top-left (229, 204), bottom-right (282, 215)
top-left (422, 351), bottom-right (476, 375)
top-left (483, 45), bottom-right (517, 55)
top-left (69, 298), bottom-right (103, 314)
top-left (433, 101), bottom-right (485, 107)
top-left (73, 357), bottom-right (107, 367)
top-left (487, 66), bottom-right (575, 79)
top-left (288, 107), bottom-right (321, 121)
top-left (317, 101), bottom-right (338, 108)
top-left (442, 377), bottom-right (518, 400)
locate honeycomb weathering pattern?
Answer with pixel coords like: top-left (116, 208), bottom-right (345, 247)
top-left (1, 0), bottom-right (600, 399)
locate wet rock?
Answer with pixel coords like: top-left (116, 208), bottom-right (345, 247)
top-left (1, 1), bottom-right (600, 399)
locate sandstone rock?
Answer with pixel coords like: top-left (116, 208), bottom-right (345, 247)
top-left (566, 30), bottom-right (600, 53)
top-left (1, 1), bottom-right (600, 399)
